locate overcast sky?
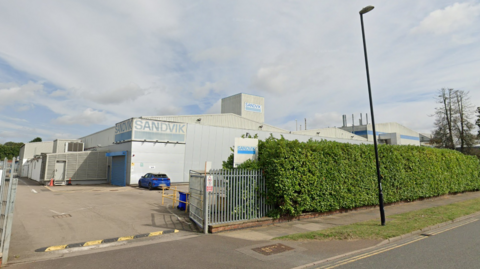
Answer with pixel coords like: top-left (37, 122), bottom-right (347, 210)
top-left (1, 0), bottom-right (479, 143)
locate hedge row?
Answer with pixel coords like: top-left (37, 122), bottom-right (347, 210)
top-left (251, 136), bottom-right (480, 217)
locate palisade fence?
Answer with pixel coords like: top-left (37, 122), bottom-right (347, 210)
top-left (0, 158), bottom-right (19, 265)
top-left (189, 169), bottom-right (272, 233)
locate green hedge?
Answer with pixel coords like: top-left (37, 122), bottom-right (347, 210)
top-left (240, 136), bottom-right (480, 217)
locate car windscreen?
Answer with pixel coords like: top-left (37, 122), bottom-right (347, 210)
top-left (152, 174), bottom-right (168, 178)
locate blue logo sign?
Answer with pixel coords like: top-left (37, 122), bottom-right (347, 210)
top-left (245, 103), bottom-right (262, 113)
top-left (237, 146), bottom-right (256, 155)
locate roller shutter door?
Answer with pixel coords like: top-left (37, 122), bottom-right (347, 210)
top-left (111, 156), bottom-right (126, 186)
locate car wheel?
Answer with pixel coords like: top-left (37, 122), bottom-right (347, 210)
top-left (138, 180), bottom-right (142, 188)
top-left (148, 183), bottom-right (153, 191)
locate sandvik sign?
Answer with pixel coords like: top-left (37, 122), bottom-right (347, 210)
top-left (114, 119), bottom-right (187, 143)
top-left (233, 138), bottom-right (258, 168)
top-left (245, 102), bottom-right (262, 113)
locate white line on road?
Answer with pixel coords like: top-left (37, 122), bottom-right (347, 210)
top-left (31, 189), bottom-right (38, 193)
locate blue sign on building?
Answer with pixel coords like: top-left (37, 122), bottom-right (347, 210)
top-left (245, 102), bottom-right (262, 113)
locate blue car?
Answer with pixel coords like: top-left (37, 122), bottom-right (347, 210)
top-left (138, 173), bottom-right (171, 190)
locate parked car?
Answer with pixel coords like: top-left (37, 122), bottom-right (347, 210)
top-left (138, 173), bottom-right (171, 190)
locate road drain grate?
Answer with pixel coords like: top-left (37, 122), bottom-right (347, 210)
top-left (53, 214), bottom-right (72, 219)
top-left (252, 243), bottom-right (294, 256)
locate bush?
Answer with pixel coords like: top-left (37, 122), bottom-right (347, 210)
top-left (241, 136), bottom-right (480, 217)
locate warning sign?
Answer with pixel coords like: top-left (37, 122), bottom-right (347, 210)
top-left (206, 175), bottom-right (213, 192)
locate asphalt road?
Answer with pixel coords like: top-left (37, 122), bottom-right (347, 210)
top-left (326, 219), bottom-right (480, 269)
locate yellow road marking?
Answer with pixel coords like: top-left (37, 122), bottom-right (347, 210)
top-left (118, 236), bottom-right (134, 241)
top-left (84, 240), bottom-right (103, 246)
top-left (149, 231), bottom-right (164, 236)
top-left (320, 237), bottom-right (427, 269)
top-left (319, 219), bottom-right (479, 269)
top-left (45, 245), bottom-right (68, 252)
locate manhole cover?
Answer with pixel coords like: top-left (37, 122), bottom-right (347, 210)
top-left (53, 214), bottom-right (72, 219)
top-left (252, 243), bottom-right (294, 256)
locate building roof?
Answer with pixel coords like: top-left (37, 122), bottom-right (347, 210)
top-left (292, 127), bottom-right (368, 141)
top-left (141, 113), bottom-right (289, 133)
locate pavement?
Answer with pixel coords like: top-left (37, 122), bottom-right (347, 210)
top-left (7, 177), bottom-right (480, 268)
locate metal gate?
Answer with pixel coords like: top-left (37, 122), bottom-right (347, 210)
top-left (0, 158), bottom-right (19, 265)
top-left (189, 169), bottom-right (271, 233)
top-left (188, 171), bottom-right (205, 230)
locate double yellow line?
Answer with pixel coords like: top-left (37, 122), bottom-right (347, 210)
top-left (317, 219), bottom-right (478, 269)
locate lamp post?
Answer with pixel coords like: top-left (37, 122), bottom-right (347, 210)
top-left (359, 5), bottom-right (386, 226)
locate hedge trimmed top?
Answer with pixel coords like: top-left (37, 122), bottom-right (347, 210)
top-left (224, 136), bottom-right (480, 217)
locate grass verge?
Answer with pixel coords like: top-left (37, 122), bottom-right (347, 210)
top-left (275, 196), bottom-right (480, 241)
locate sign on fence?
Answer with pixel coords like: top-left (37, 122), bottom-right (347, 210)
top-left (206, 175), bottom-right (213, 192)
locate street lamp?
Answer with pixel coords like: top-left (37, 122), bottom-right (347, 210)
top-left (359, 5), bottom-right (386, 226)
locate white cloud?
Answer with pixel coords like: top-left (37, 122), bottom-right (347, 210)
top-left (192, 47), bottom-right (239, 63)
top-left (86, 83), bottom-right (147, 104)
top-left (411, 2), bottom-right (480, 35)
top-left (54, 108), bottom-right (107, 126)
top-left (0, 82), bottom-right (43, 108)
top-left (0, 1), bottom-right (480, 143)
top-left (205, 99), bottom-right (221, 114)
top-left (155, 105), bottom-right (181, 116)
top-left (192, 81), bottom-right (226, 99)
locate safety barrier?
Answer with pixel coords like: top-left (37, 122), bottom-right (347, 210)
top-left (161, 186), bottom-right (190, 213)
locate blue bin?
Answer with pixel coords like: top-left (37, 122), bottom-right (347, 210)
top-left (177, 191), bottom-right (189, 211)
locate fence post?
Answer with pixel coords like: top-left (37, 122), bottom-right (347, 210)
top-left (203, 173), bottom-right (209, 234)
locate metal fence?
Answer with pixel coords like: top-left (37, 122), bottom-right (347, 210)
top-left (189, 169), bottom-right (272, 233)
top-left (0, 158), bottom-right (19, 265)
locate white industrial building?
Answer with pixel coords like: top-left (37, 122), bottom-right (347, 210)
top-left (18, 93), bottom-right (424, 187)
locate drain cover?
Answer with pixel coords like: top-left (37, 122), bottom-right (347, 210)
top-left (53, 214), bottom-right (72, 219)
top-left (252, 243), bottom-right (294, 256)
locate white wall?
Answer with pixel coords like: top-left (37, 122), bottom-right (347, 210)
top-left (130, 142), bottom-right (185, 184)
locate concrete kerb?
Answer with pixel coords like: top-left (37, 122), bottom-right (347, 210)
top-left (35, 230), bottom-right (179, 252)
top-left (292, 211), bottom-right (480, 269)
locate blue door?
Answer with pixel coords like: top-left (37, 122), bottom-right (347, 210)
top-left (111, 156), bottom-right (126, 186)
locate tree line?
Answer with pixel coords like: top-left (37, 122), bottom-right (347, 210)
top-left (431, 88), bottom-right (479, 155)
top-left (0, 137), bottom-right (42, 160)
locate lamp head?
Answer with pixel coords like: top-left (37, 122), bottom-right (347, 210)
top-left (359, 5), bottom-right (374, 15)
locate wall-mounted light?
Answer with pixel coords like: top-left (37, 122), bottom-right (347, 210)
top-left (196, 118), bottom-right (201, 122)
top-left (316, 132), bottom-right (320, 135)
top-left (259, 125), bottom-right (263, 129)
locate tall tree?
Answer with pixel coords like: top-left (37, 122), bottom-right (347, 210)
top-left (431, 88), bottom-right (476, 152)
top-left (29, 137), bottom-right (42, 143)
top-left (476, 107), bottom-right (480, 137)
top-left (432, 88), bottom-right (455, 149)
top-left (453, 91), bottom-right (475, 152)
